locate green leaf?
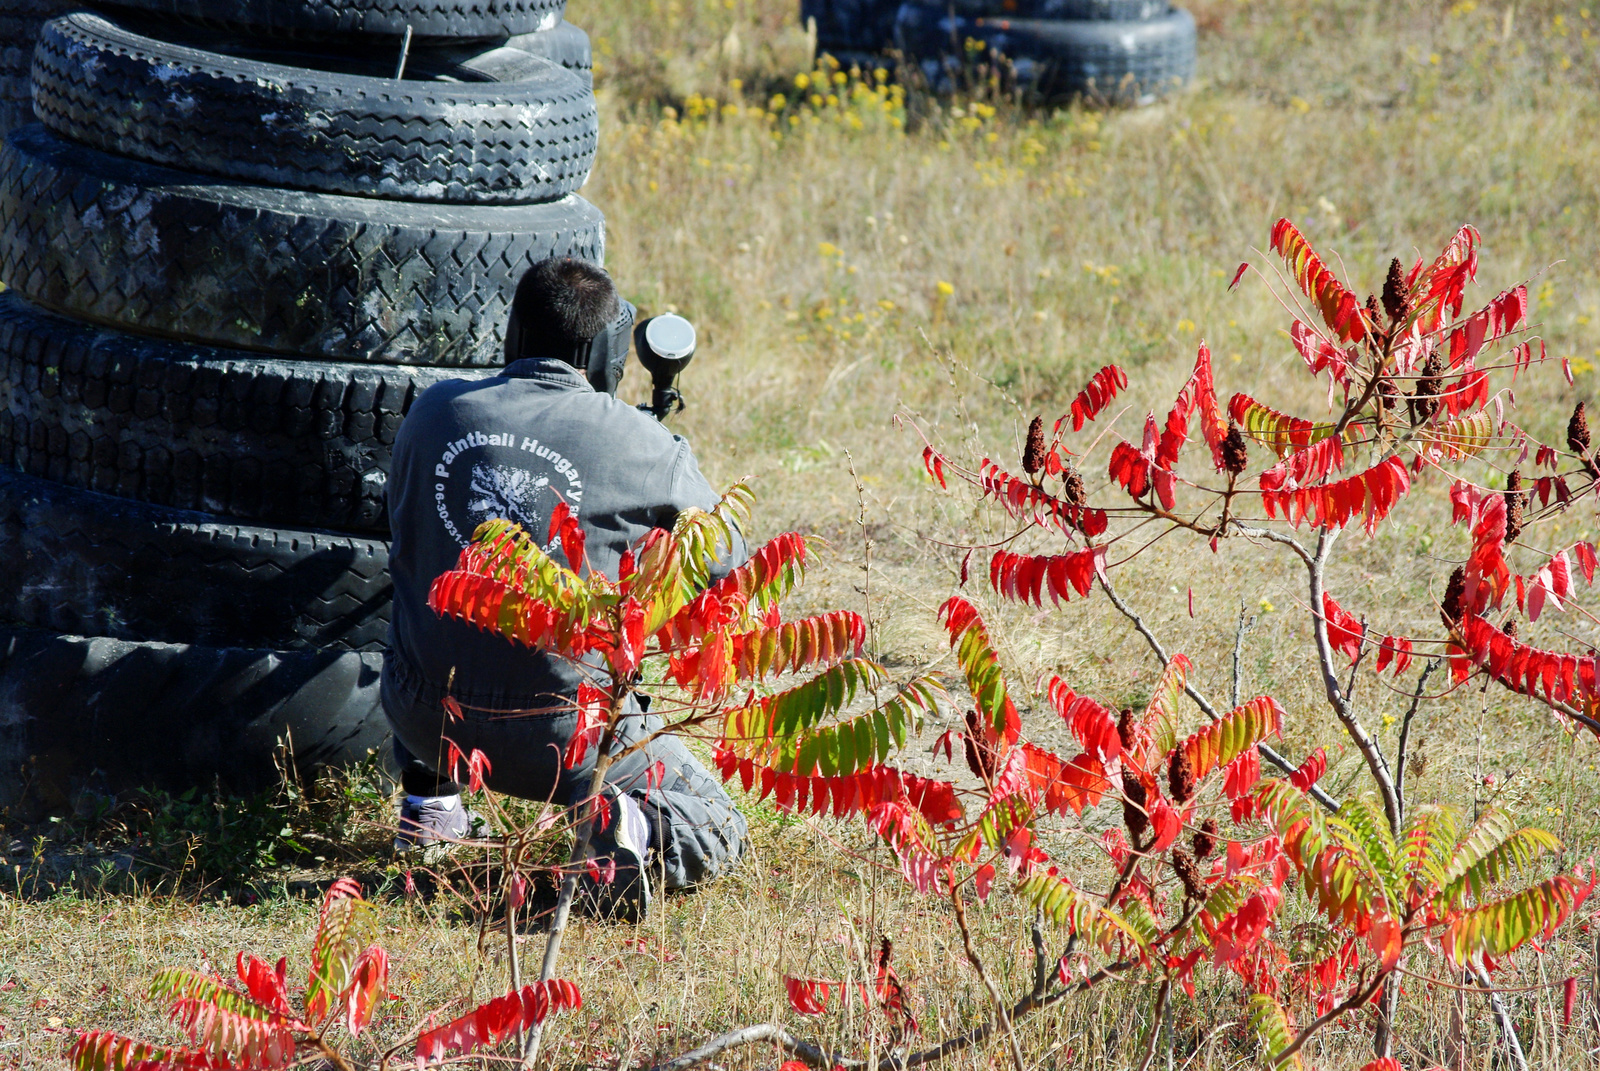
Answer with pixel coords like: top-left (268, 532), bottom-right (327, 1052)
top-left (1331, 795), bottom-right (1400, 897)
top-left (1399, 803), bottom-right (1460, 895)
top-left (725, 671), bottom-right (941, 777)
top-left (1443, 874), bottom-right (1591, 963)
top-left (1015, 871), bottom-right (1139, 953)
top-left (1249, 993), bottom-right (1300, 1069)
top-left (976, 793), bottom-right (1034, 851)
top-left (939, 598), bottom-right (1015, 737)
top-left (147, 969), bottom-right (299, 1067)
top-left (1437, 825), bottom-right (1561, 912)
top-left (672, 482), bottom-right (753, 591)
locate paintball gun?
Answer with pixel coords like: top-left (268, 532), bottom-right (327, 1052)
top-left (634, 313), bottom-right (696, 421)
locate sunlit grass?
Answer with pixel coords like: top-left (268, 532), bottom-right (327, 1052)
top-left (7, 0), bottom-right (1600, 1067)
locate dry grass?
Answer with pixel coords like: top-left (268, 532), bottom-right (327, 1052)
top-left (8, 0), bottom-right (1600, 1067)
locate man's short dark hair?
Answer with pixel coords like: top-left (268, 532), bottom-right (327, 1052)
top-left (506, 257), bottom-right (621, 364)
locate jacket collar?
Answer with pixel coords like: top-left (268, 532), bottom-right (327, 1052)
top-left (501, 357), bottom-right (594, 390)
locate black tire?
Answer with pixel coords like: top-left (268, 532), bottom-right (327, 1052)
top-left (1028, 0), bottom-right (1169, 17)
top-left (507, 20), bottom-right (591, 86)
top-left (944, 0), bottom-right (1170, 18)
top-left (0, 293), bottom-right (499, 533)
top-left (0, 125), bottom-right (606, 365)
top-left (0, 626), bottom-right (386, 809)
top-left (804, 0), bottom-right (900, 53)
top-left (0, 469), bottom-right (392, 651)
top-left (95, 0), bottom-right (564, 39)
top-left (0, 0), bottom-right (71, 138)
top-left (895, 4), bottom-right (1195, 103)
top-left (33, 13), bottom-right (598, 205)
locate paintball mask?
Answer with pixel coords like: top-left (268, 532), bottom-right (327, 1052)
top-left (633, 313), bottom-right (696, 421)
top-left (580, 298), bottom-right (636, 397)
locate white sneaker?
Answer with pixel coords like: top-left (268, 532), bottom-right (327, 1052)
top-left (394, 794), bottom-right (478, 856)
top-left (578, 789), bottom-right (652, 923)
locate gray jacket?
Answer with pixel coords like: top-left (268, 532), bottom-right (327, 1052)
top-left (384, 357), bottom-right (744, 711)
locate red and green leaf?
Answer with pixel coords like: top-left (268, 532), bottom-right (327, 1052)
top-left (304, 880), bottom-right (376, 1028)
top-left (1137, 655), bottom-right (1192, 761)
top-left (1416, 410), bottom-right (1496, 461)
top-left (1270, 218), bottom-right (1370, 344)
top-left (676, 612), bottom-right (868, 698)
top-left (1411, 225), bottom-right (1481, 334)
top-left (148, 968), bottom-right (298, 1067)
top-left (1171, 696), bottom-right (1284, 782)
top-left (1228, 393), bottom-right (1343, 459)
top-left (1443, 873), bottom-right (1596, 964)
top-left (69, 1032), bottom-right (222, 1071)
top-left (938, 597), bottom-right (1019, 742)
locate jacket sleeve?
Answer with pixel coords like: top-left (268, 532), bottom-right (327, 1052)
top-left (667, 439), bottom-right (749, 583)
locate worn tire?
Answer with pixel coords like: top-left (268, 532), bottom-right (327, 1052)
top-left (0, 626), bottom-right (386, 809)
top-left (804, 0), bottom-right (900, 53)
top-left (0, 294), bottom-right (499, 532)
top-left (95, 0), bottom-right (565, 39)
top-left (945, 0), bottom-right (1170, 18)
top-left (34, 13), bottom-right (598, 205)
top-left (507, 19), bottom-right (591, 86)
top-left (0, 469), bottom-right (392, 651)
top-left (0, 125), bottom-right (606, 365)
top-left (895, 4), bottom-right (1195, 102)
top-left (0, 0), bottom-right (71, 137)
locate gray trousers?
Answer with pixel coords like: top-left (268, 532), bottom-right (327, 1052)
top-left (383, 672), bottom-right (747, 891)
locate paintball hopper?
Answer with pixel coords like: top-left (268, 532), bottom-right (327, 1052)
top-left (634, 313), bottom-right (696, 420)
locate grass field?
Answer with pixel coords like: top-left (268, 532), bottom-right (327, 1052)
top-left (7, 0), bottom-right (1600, 1067)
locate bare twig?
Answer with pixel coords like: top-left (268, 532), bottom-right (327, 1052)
top-left (1305, 527), bottom-right (1400, 834)
top-left (1343, 619), bottom-right (1371, 710)
top-left (1474, 961), bottom-right (1530, 1071)
top-left (522, 691), bottom-right (629, 1068)
top-left (948, 878), bottom-right (1025, 1071)
top-left (647, 957), bottom-right (1140, 1071)
top-left (1229, 521), bottom-right (1314, 566)
top-left (506, 836), bottom-right (524, 1049)
top-left (1134, 978), bottom-right (1171, 1071)
top-left (1029, 914), bottom-right (1049, 1001)
top-left (1270, 971), bottom-right (1388, 1068)
top-left (1394, 659), bottom-right (1441, 819)
top-left (645, 1024), bottom-right (820, 1071)
top-left (1098, 576), bottom-right (1340, 814)
top-left (1231, 599), bottom-right (1257, 710)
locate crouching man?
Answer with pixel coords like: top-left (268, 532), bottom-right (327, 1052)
top-left (382, 256), bottom-right (748, 921)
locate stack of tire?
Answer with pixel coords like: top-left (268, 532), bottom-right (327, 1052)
top-left (894, 0), bottom-right (1194, 103)
top-left (0, 0), bottom-right (603, 812)
top-left (801, 0), bottom-right (1194, 104)
top-left (801, 0), bottom-right (902, 70)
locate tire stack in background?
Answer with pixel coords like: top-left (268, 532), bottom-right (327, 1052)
top-left (800, 0), bottom-right (902, 71)
top-left (801, 0), bottom-right (1194, 104)
top-left (0, 0), bottom-right (606, 815)
top-left (894, 0), bottom-right (1195, 104)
